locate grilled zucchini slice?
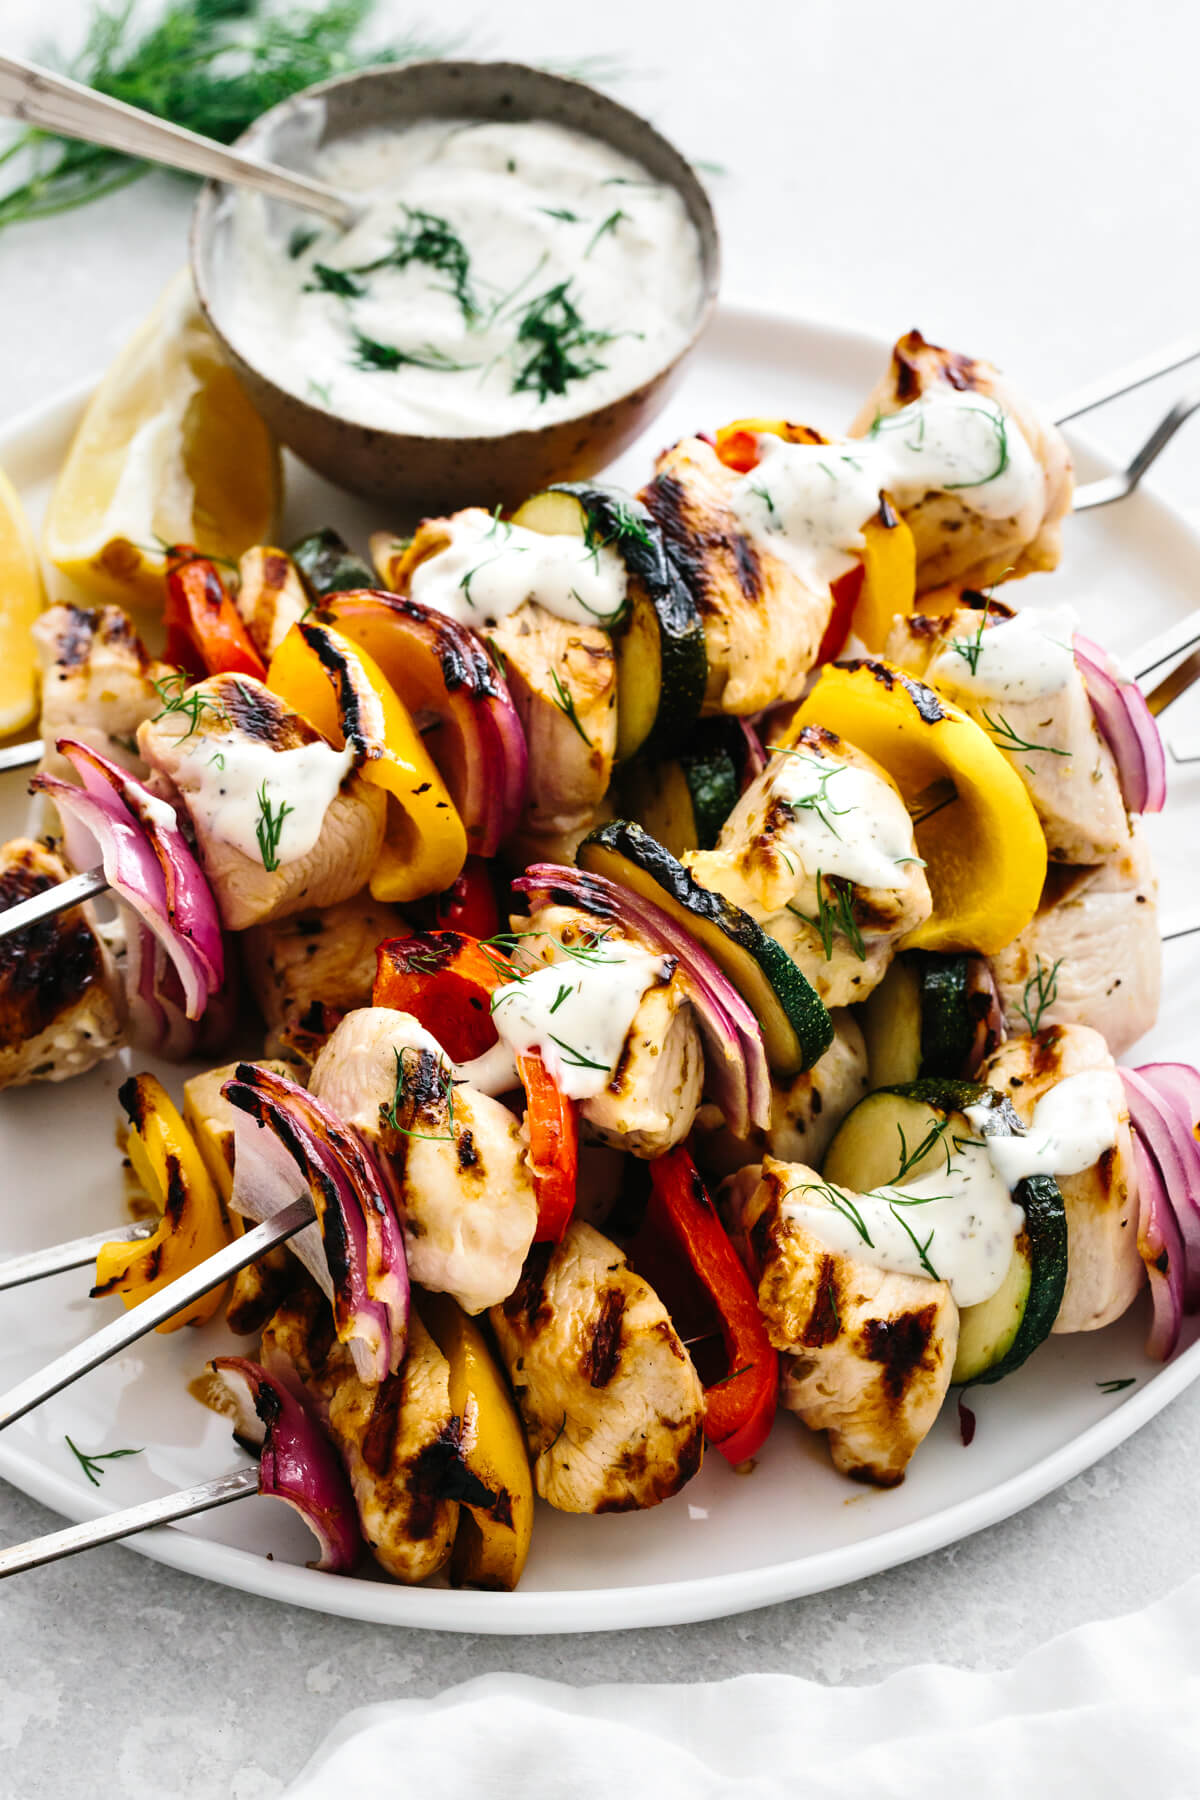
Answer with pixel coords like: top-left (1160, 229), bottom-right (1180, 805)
top-left (290, 528), bottom-right (375, 601)
top-left (620, 719), bottom-right (744, 856)
top-left (822, 1082), bottom-right (1067, 1385)
top-left (861, 953), bottom-right (989, 1088)
top-left (512, 484), bottom-right (706, 762)
top-left (577, 818), bottom-right (832, 1073)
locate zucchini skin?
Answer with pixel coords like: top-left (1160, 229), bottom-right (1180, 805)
top-left (964, 1174), bottom-right (1068, 1387)
top-left (895, 1077), bottom-right (1024, 1138)
top-left (550, 484), bottom-right (707, 761)
top-left (916, 956), bottom-right (973, 1078)
top-left (291, 528), bottom-right (376, 601)
top-left (578, 817), bottom-right (833, 1072)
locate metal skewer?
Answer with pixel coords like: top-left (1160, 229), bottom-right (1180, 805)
top-left (0, 1195), bottom-right (313, 1432)
top-left (0, 1467), bottom-right (259, 1579)
top-left (0, 1220), bottom-right (154, 1292)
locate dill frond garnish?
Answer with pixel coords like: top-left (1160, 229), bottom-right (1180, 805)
top-left (254, 784), bottom-right (292, 872)
top-left (1015, 954), bottom-right (1063, 1034)
top-left (0, 1), bottom-right (463, 232)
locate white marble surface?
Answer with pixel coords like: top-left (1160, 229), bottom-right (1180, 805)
top-left (3, 0), bottom-right (1200, 1793)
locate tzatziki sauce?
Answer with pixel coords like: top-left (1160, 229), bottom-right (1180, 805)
top-left (730, 390), bottom-right (1045, 587)
top-left (220, 118), bottom-right (705, 437)
top-left (970, 1072), bottom-right (1121, 1188)
top-left (927, 604), bottom-right (1080, 705)
top-left (769, 744), bottom-right (918, 891)
top-left (410, 508), bottom-right (627, 629)
top-left (163, 730), bottom-right (354, 867)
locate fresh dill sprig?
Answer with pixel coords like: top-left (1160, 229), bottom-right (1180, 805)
top-left (748, 482), bottom-right (778, 520)
top-left (786, 1177), bottom-right (874, 1248)
top-left (547, 982), bottom-right (574, 1015)
top-left (780, 754), bottom-right (853, 837)
top-left (540, 206), bottom-right (582, 223)
top-left (305, 262), bottom-right (365, 298)
top-left (892, 1117), bottom-right (953, 1184)
top-left (944, 407), bottom-right (1009, 490)
top-left (151, 669), bottom-right (227, 738)
top-left (584, 207), bottom-right (627, 256)
top-left (547, 1033), bottom-right (611, 1073)
top-left (1096, 1377), bottom-right (1136, 1395)
top-left (789, 873), bottom-right (866, 962)
top-left (548, 666), bottom-right (593, 746)
top-left (510, 280), bottom-right (617, 403)
top-left (459, 544), bottom-right (527, 610)
top-left (65, 1434), bottom-right (143, 1487)
top-left (1015, 954), bottom-right (1063, 1034)
top-left (349, 205), bottom-right (479, 321)
top-left (888, 1204), bottom-right (941, 1279)
top-left (949, 609), bottom-right (991, 676)
top-left (351, 332), bottom-right (476, 374)
top-left (384, 1046), bottom-right (455, 1143)
top-left (255, 783), bottom-right (292, 872)
top-left (0, 1), bottom-right (463, 232)
top-left (981, 710), bottom-right (1070, 758)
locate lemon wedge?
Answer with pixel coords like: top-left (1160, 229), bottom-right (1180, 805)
top-left (43, 271), bottom-right (280, 609)
top-left (0, 465), bottom-right (46, 736)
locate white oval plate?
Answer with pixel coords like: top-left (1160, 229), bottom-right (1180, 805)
top-left (1, 306), bottom-right (1198, 1634)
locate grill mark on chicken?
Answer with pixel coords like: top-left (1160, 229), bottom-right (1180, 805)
top-left (732, 534), bottom-right (764, 602)
top-left (507, 1242), bottom-right (556, 1328)
top-left (594, 1418), bottom-right (704, 1512)
top-left (894, 329), bottom-right (980, 397)
top-left (803, 1256), bottom-right (841, 1347)
top-left (220, 677), bottom-right (295, 744)
top-left (860, 1305), bottom-right (939, 1401)
top-left (1031, 1024), bottom-right (1068, 1077)
top-left (456, 1129), bottom-right (479, 1170)
top-left (361, 1369), bottom-right (406, 1476)
top-left (581, 1287), bottom-right (626, 1388)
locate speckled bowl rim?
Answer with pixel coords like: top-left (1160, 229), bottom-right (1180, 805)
top-left (189, 59), bottom-right (721, 453)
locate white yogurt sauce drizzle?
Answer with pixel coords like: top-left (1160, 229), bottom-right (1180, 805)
top-left (927, 603), bottom-right (1080, 704)
top-left (487, 943), bottom-right (666, 1100)
top-left (409, 508), bottom-right (627, 629)
top-left (166, 732), bottom-right (354, 867)
top-left (790, 1139), bottom-right (1022, 1308)
top-left (770, 746), bottom-right (917, 890)
top-left (795, 1070), bottom-right (1119, 1306)
top-left (221, 118), bottom-right (704, 437)
top-left (730, 390), bottom-right (1045, 588)
top-left (969, 1072), bottom-right (1120, 1188)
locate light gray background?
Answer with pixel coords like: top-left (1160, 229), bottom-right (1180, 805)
top-left (3, 1), bottom-right (1200, 1794)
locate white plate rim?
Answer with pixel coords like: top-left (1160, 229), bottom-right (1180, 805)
top-left (1, 301), bottom-right (1197, 1634)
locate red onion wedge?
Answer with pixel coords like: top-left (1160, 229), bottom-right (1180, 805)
top-left (964, 956), bottom-right (1006, 1077)
top-left (1074, 634), bottom-right (1167, 815)
top-left (211, 1357), bottom-right (363, 1574)
top-left (1124, 1063), bottom-right (1200, 1309)
top-left (513, 864), bottom-right (771, 1138)
top-left (224, 1064), bottom-right (408, 1386)
top-left (34, 730), bottom-right (224, 1044)
top-left (321, 591), bottom-right (527, 857)
top-left (1121, 1067), bottom-right (1200, 1355)
top-left (734, 718), bottom-right (767, 785)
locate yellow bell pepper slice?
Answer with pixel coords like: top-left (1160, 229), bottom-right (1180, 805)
top-left (854, 496), bottom-right (916, 650)
top-left (267, 621), bottom-right (467, 904)
top-left (422, 1292), bottom-right (534, 1592)
top-left (94, 1073), bottom-right (234, 1331)
top-left (787, 659), bottom-right (1047, 954)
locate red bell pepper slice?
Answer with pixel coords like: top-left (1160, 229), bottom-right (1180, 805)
top-left (633, 1145), bottom-right (777, 1466)
top-left (165, 547), bottom-right (267, 682)
top-left (432, 856), bottom-right (503, 942)
top-left (373, 930), bottom-right (578, 1242)
top-left (815, 561), bottom-right (865, 666)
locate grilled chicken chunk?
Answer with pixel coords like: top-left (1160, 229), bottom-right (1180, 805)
top-left (686, 726), bottom-right (932, 1007)
top-left (242, 893), bottom-right (407, 1064)
top-left (138, 674), bottom-right (384, 931)
top-left (724, 1156), bottom-right (958, 1485)
top-left (982, 1025), bottom-right (1143, 1332)
top-left (521, 903), bottom-right (703, 1157)
top-left (642, 436), bottom-right (831, 714)
top-left (990, 826), bottom-right (1160, 1056)
top-left (309, 1007), bottom-right (537, 1315)
top-left (34, 603), bottom-right (171, 784)
top-left (262, 1285), bottom-right (460, 1583)
top-left (234, 546), bottom-right (310, 661)
top-left (885, 603), bottom-right (1129, 862)
top-left (490, 601), bottom-right (617, 852)
top-left (490, 1222), bottom-right (705, 1513)
top-left (694, 1009), bottom-right (869, 1179)
top-left (849, 329), bottom-right (1073, 593)
top-left (0, 839), bottom-right (123, 1088)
